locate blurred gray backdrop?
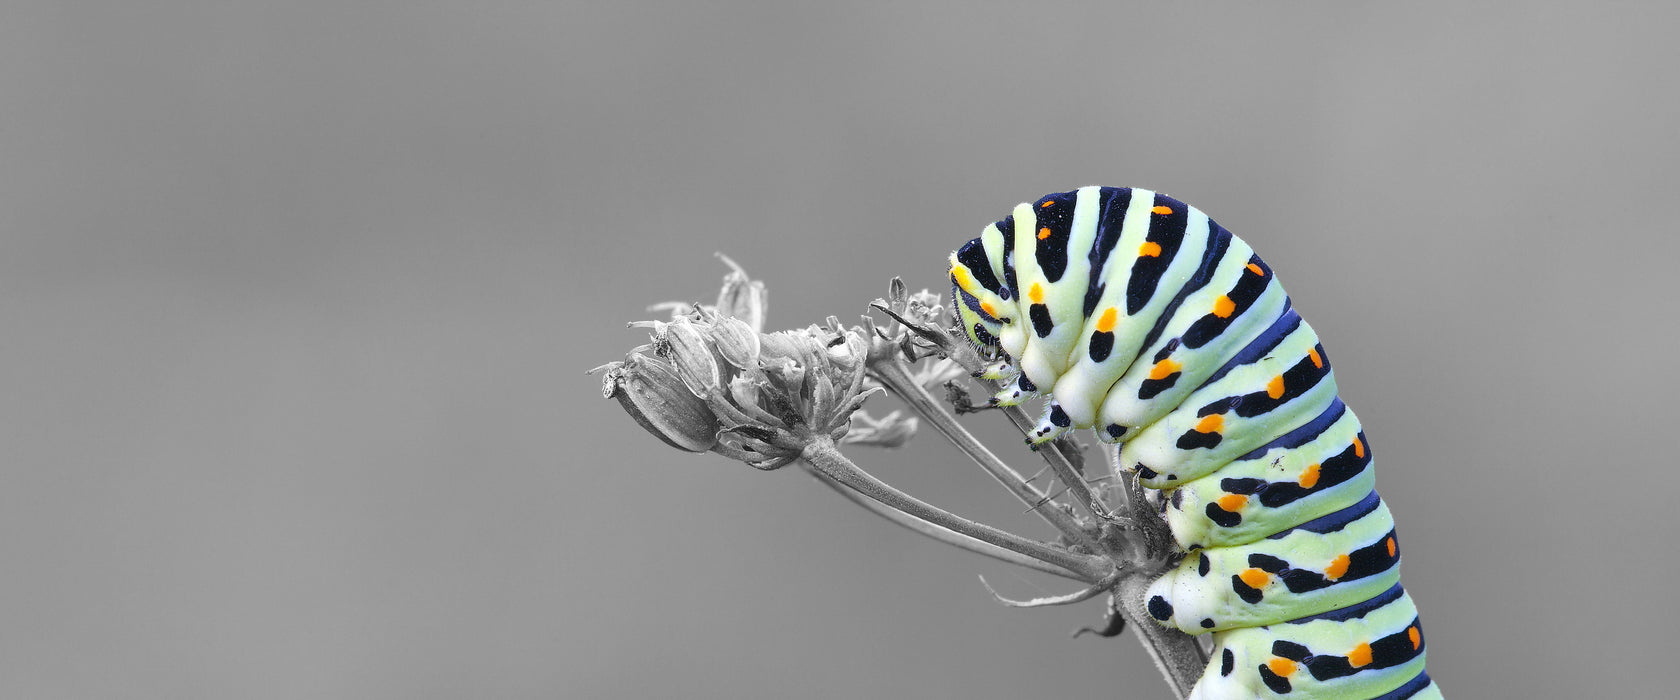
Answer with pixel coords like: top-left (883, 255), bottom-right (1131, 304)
top-left (3, 2), bottom-right (1675, 698)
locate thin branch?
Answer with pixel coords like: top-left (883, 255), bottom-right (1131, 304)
top-left (872, 300), bottom-right (1115, 524)
top-left (800, 437), bottom-right (1111, 582)
top-left (1105, 439), bottom-right (1178, 562)
top-left (996, 403), bottom-right (1118, 522)
top-left (867, 357), bottom-right (1099, 550)
top-left (1092, 438), bottom-right (1207, 696)
top-left (978, 568), bottom-right (1120, 607)
top-left (1113, 571), bottom-right (1209, 698)
top-left (804, 465), bottom-right (1085, 581)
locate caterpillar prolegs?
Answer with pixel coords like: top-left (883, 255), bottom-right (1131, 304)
top-left (948, 187), bottom-right (1440, 699)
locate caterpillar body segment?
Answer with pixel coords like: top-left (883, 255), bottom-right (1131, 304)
top-left (1096, 247), bottom-right (1292, 443)
top-left (1163, 402), bottom-right (1374, 551)
top-left (1146, 492), bottom-right (1401, 633)
top-left (1007, 189), bottom-right (1104, 390)
top-left (1049, 193), bottom-right (1217, 436)
top-left (947, 187), bottom-right (1439, 699)
top-left (1194, 586), bottom-right (1435, 699)
top-left (1121, 317), bottom-right (1339, 489)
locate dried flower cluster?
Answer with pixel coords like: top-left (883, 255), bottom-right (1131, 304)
top-left (597, 257), bottom-right (903, 469)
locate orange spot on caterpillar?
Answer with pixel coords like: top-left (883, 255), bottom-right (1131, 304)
top-left (1148, 358), bottom-right (1182, 380)
top-left (1040, 200), bottom-right (1054, 208)
top-left (1408, 626), bottom-right (1421, 650)
top-left (1347, 642), bottom-right (1373, 668)
top-left (1298, 463), bottom-right (1321, 489)
top-left (1195, 414), bottom-right (1224, 434)
top-left (1387, 537), bottom-right (1397, 557)
top-left (1096, 307), bottom-right (1118, 333)
top-left (1324, 554), bottom-right (1351, 580)
top-left (1353, 435), bottom-right (1365, 458)
top-left (1038, 227), bottom-right (1053, 240)
top-left (1216, 494), bottom-right (1247, 512)
top-left (1246, 262), bottom-right (1264, 275)
top-left (1139, 241), bottom-right (1162, 257)
top-left (1212, 295), bottom-right (1236, 318)
top-left (951, 265), bottom-right (973, 290)
top-left (1151, 205), bottom-right (1174, 216)
top-left (1308, 347), bottom-right (1324, 368)
top-left (1267, 375), bottom-right (1286, 399)
top-left (980, 301), bottom-right (998, 318)
top-left (1267, 657), bottom-right (1297, 678)
top-left (1239, 568), bottom-right (1270, 589)
top-left (1029, 283), bottom-right (1044, 304)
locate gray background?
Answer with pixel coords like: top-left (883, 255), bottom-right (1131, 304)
top-left (3, 2), bottom-right (1674, 698)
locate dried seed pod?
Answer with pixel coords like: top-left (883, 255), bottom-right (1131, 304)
top-left (599, 354), bottom-right (719, 453)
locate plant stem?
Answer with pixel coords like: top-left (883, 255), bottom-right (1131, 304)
top-left (800, 437), bottom-right (1110, 582)
top-left (804, 466), bottom-right (1085, 580)
top-left (1113, 570), bottom-right (1209, 697)
top-left (993, 403), bottom-right (1116, 521)
top-left (1089, 443), bottom-right (1206, 697)
top-left (867, 357), bottom-right (1098, 550)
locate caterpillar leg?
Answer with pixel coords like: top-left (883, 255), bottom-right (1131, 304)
top-left (1095, 422), bottom-right (1131, 444)
top-left (975, 359), bottom-right (1018, 382)
top-left (989, 372), bottom-right (1040, 407)
top-left (1025, 400), bottom-right (1074, 444)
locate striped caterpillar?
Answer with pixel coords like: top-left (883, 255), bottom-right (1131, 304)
top-left (948, 187), bottom-right (1440, 699)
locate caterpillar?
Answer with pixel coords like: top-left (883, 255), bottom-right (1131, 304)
top-left (948, 187), bottom-right (1440, 699)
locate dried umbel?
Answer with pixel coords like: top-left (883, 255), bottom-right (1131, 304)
top-left (597, 264), bottom-right (878, 470)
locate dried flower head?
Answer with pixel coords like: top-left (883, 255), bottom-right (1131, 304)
top-left (597, 261), bottom-right (878, 470)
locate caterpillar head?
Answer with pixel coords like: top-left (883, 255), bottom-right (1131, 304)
top-left (949, 248), bottom-right (1011, 364)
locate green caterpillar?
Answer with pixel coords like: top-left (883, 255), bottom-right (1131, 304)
top-left (949, 187), bottom-right (1440, 699)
